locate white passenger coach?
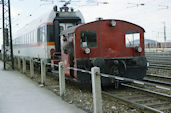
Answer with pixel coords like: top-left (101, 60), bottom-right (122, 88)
top-left (13, 5), bottom-right (84, 63)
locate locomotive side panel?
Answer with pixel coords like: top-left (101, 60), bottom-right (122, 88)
top-left (74, 20), bottom-right (145, 59)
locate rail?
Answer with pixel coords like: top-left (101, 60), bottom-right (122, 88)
top-left (143, 74), bottom-right (171, 86)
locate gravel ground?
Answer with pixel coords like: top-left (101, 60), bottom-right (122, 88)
top-left (2, 57), bottom-right (170, 113)
top-left (11, 61), bottom-right (171, 113)
top-left (147, 68), bottom-right (171, 77)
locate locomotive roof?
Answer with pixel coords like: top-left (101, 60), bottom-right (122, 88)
top-left (61, 19), bottom-right (145, 36)
top-left (115, 19), bottom-right (145, 32)
top-left (86, 19), bottom-right (145, 32)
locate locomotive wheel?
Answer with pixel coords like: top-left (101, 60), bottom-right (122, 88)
top-left (118, 60), bottom-right (127, 76)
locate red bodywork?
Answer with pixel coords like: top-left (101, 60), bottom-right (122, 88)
top-left (61, 20), bottom-right (145, 78)
top-left (75, 20), bottom-right (145, 59)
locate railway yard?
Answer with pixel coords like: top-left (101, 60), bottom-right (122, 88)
top-left (0, 1), bottom-right (171, 113)
top-left (0, 51), bottom-right (171, 113)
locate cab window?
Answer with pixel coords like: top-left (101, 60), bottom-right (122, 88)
top-left (125, 31), bottom-right (140, 47)
top-left (80, 30), bottom-right (97, 48)
top-left (67, 26), bottom-right (72, 28)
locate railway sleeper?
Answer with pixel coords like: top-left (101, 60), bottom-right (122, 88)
top-left (134, 98), bottom-right (157, 103)
top-left (144, 101), bottom-right (169, 106)
top-left (156, 104), bottom-right (171, 112)
top-left (149, 102), bottom-right (171, 108)
top-left (134, 98), bottom-right (159, 104)
top-left (125, 95), bottom-right (149, 101)
top-left (114, 94), bottom-right (144, 98)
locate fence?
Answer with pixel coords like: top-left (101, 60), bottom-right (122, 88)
top-left (3, 56), bottom-right (171, 113)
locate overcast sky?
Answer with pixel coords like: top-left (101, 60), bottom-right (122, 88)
top-left (0, 0), bottom-right (171, 49)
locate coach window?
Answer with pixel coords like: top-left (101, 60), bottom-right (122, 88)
top-left (27, 34), bottom-right (29, 44)
top-left (41, 26), bottom-right (46, 42)
top-left (28, 34), bottom-right (30, 44)
top-left (24, 35), bottom-right (26, 44)
top-left (67, 26), bottom-right (72, 28)
top-left (26, 35), bottom-right (27, 44)
top-left (21, 37), bottom-right (23, 44)
top-left (38, 26), bottom-right (45, 43)
top-left (28, 33), bottom-right (30, 44)
top-left (80, 31), bottom-right (97, 48)
top-left (30, 33), bottom-right (32, 44)
top-left (125, 31), bottom-right (140, 47)
top-left (32, 31), bottom-right (34, 43)
top-left (38, 28), bottom-right (42, 42)
top-left (34, 31), bottom-right (36, 43)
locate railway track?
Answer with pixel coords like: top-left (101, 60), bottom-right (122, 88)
top-left (143, 74), bottom-right (171, 86)
top-left (146, 53), bottom-right (171, 70)
top-left (103, 83), bottom-right (171, 113)
top-left (12, 55), bottom-right (171, 112)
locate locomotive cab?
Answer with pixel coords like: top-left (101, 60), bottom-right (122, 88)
top-left (61, 20), bottom-right (147, 85)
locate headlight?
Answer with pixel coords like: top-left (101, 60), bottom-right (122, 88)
top-left (85, 48), bottom-right (90, 54)
top-left (111, 20), bottom-right (116, 27)
top-left (137, 47), bottom-right (142, 53)
top-left (147, 62), bottom-right (150, 67)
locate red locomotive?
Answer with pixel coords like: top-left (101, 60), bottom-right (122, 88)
top-left (56, 19), bottom-right (147, 85)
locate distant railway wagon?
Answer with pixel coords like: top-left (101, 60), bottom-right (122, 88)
top-left (13, 5), bottom-right (147, 85)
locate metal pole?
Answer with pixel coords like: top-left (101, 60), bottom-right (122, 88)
top-left (59, 62), bottom-right (65, 97)
top-left (2, 0), bottom-right (6, 70)
top-left (91, 67), bottom-right (102, 113)
top-left (41, 59), bottom-right (46, 85)
top-left (164, 22), bottom-right (166, 49)
top-left (22, 57), bottom-right (26, 73)
top-left (8, 0), bottom-right (14, 69)
top-left (30, 58), bottom-right (34, 78)
top-left (18, 57), bottom-right (21, 71)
